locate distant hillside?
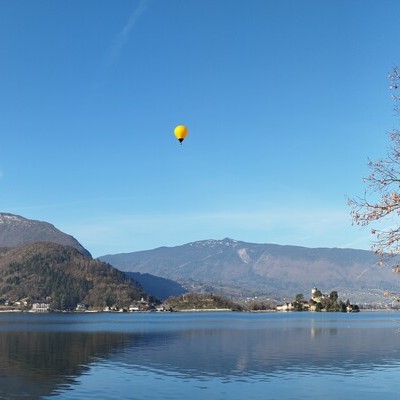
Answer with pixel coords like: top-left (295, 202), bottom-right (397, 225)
top-left (0, 242), bottom-right (144, 309)
top-left (100, 238), bottom-right (400, 303)
top-left (125, 272), bottom-right (187, 301)
top-left (0, 213), bottom-right (91, 257)
top-left (166, 292), bottom-right (243, 311)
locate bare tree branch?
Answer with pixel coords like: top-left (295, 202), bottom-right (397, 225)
top-left (349, 67), bottom-right (400, 268)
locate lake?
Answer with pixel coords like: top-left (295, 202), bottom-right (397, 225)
top-left (1, 311), bottom-right (400, 399)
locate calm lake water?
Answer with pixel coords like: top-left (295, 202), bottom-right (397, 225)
top-left (1, 312), bottom-right (400, 400)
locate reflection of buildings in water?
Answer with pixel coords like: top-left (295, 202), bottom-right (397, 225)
top-left (2, 316), bottom-right (400, 398)
top-left (310, 326), bottom-right (338, 338)
top-left (235, 354), bottom-right (249, 373)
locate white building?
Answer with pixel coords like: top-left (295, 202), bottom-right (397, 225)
top-left (31, 303), bottom-right (50, 313)
top-left (276, 302), bottom-right (294, 312)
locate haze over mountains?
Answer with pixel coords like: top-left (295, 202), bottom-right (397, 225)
top-left (101, 238), bottom-right (400, 304)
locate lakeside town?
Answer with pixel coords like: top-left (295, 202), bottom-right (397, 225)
top-left (0, 288), bottom-right (362, 313)
top-left (0, 296), bottom-right (167, 313)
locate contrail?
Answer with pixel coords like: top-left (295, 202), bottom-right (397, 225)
top-left (110, 0), bottom-right (150, 63)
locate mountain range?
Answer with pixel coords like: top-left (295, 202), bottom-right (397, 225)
top-left (100, 238), bottom-right (400, 304)
top-left (0, 212), bottom-right (399, 305)
top-left (0, 213), bottom-right (183, 303)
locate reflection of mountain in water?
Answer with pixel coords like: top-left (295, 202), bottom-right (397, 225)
top-left (0, 330), bottom-right (137, 399)
top-left (2, 313), bottom-right (400, 399)
top-left (109, 317), bottom-right (400, 379)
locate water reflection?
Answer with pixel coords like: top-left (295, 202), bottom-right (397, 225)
top-left (0, 330), bottom-right (137, 399)
top-left (1, 313), bottom-right (400, 399)
top-left (110, 323), bottom-right (400, 380)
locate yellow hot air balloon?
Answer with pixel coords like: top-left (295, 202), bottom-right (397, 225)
top-left (174, 125), bottom-right (188, 144)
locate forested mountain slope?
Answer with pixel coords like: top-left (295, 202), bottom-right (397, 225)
top-left (0, 242), bottom-right (143, 309)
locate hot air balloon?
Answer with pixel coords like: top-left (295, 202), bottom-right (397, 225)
top-left (174, 125), bottom-right (188, 144)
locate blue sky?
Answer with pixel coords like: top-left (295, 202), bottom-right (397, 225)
top-left (1, 0), bottom-right (400, 257)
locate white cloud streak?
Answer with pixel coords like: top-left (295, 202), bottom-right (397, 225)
top-left (110, 0), bottom-right (150, 64)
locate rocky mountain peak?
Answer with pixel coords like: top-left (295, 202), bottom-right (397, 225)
top-left (189, 238), bottom-right (240, 248)
top-left (0, 213), bottom-right (91, 258)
